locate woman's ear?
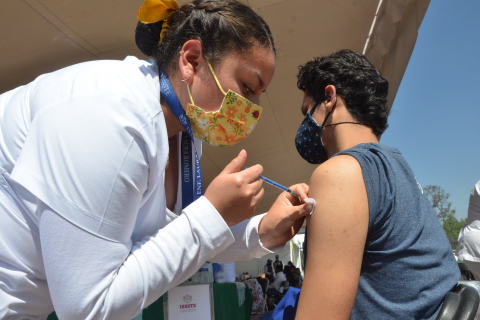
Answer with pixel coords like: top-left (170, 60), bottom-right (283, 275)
top-left (324, 85), bottom-right (337, 112)
top-left (178, 40), bottom-right (204, 85)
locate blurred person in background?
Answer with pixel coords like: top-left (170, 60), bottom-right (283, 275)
top-left (268, 264), bottom-right (286, 295)
top-left (273, 254), bottom-right (283, 271)
top-left (457, 180), bottom-right (480, 280)
top-left (290, 266), bottom-right (302, 288)
top-left (264, 259), bottom-right (275, 284)
top-left (283, 265), bottom-right (292, 284)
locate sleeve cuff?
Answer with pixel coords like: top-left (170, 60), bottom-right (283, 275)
top-left (183, 196), bottom-right (235, 254)
top-left (246, 214), bottom-right (284, 258)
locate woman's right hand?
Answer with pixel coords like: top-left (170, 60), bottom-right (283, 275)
top-left (205, 150), bottom-right (264, 226)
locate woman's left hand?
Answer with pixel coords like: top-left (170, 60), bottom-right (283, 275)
top-left (258, 183), bottom-right (313, 250)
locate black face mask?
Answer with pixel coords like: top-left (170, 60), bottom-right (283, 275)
top-left (295, 98), bottom-right (359, 164)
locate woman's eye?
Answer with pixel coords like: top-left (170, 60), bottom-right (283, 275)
top-left (244, 85), bottom-right (254, 95)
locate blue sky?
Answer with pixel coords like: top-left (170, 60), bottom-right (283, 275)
top-left (381, 0), bottom-right (480, 220)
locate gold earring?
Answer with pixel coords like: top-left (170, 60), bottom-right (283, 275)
top-left (181, 70), bottom-right (191, 82)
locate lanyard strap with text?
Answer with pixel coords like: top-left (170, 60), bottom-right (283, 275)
top-left (159, 71), bottom-right (203, 209)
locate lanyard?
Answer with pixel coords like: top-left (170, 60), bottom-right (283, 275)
top-left (159, 72), bottom-right (203, 209)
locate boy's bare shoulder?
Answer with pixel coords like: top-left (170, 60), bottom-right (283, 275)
top-left (309, 154), bottom-right (363, 190)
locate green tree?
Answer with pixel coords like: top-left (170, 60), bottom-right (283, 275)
top-left (423, 185), bottom-right (465, 243)
top-left (424, 185), bottom-right (456, 224)
top-left (442, 214), bottom-right (467, 240)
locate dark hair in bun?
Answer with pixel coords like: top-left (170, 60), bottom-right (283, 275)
top-left (135, 20), bottom-right (163, 57)
top-left (135, 0), bottom-right (276, 73)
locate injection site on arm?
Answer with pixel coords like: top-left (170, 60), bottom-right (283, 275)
top-left (297, 155), bottom-right (369, 320)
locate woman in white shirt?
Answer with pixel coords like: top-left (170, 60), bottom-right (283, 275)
top-left (269, 265), bottom-right (287, 293)
top-left (0, 0), bottom-right (313, 319)
top-left (457, 180), bottom-right (480, 279)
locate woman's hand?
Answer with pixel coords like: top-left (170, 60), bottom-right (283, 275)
top-left (258, 183), bottom-right (312, 249)
top-left (205, 150), bottom-right (264, 227)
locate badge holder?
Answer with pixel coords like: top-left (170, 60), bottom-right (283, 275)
top-left (163, 283), bottom-right (215, 320)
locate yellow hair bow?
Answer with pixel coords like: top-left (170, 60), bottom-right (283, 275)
top-left (137, 0), bottom-right (180, 44)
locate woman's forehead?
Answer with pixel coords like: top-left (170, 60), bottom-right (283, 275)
top-left (221, 48), bottom-right (275, 78)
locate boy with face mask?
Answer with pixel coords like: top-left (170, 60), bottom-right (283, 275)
top-left (289, 50), bottom-right (459, 320)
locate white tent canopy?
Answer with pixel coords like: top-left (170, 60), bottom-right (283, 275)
top-left (0, 0), bottom-right (430, 213)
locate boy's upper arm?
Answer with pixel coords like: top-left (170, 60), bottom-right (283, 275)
top-left (295, 155), bottom-right (369, 320)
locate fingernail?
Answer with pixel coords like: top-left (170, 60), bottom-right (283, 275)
top-left (305, 204), bottom-right (313, 212)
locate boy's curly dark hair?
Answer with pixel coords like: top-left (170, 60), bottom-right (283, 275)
top-left (297, 49), bottom-right (389, 137)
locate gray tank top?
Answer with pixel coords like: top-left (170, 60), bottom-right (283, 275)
top-left (309, 143), bottom-right (459, 319)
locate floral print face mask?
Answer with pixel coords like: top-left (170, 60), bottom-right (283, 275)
top-left (185, 61), bottom-right (263, 147)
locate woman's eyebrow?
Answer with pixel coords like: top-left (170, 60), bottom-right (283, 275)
top-left (257, 73), bottom-right (265, 87)
top-left (255, 72), bottom-right (266, 92)
top-left (243, 67), bottom-right (267, 93)
top-left (246, 68), bottom-right (266, 93)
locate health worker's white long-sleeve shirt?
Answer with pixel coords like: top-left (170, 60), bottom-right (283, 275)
top-left (0, 56), bottom-right (280, 320)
